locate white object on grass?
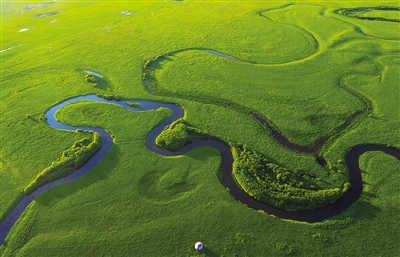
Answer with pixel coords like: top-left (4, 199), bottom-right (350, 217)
top-left (0, 44), bottom-right (22, 53)
top-left (82, 70), bottom-right (103, 78)
top-left (194, 242), bottom-right (203, 251)
top-left (18, 28), bottom-right (30, 33)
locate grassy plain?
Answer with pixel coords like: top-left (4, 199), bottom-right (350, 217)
top-left (154, 49), bottom-right (366, 146)
top-left (1, 0), bottom-right (399, 256)
top-left (362, 9), bottom-right (399, 19)
top-left (3, 102), bottom-right (400, 256)
top-left (335, 7), bottom-right (400, 22)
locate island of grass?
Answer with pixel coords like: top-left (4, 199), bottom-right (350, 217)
top-left (156, 121), bottom-right (192, 151)
top-left (126, 102), bottom-right (142, 108)
top-left (232, 144), bottom-right (350, 210)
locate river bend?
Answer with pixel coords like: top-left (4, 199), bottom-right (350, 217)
top-left (1, 95), bottom-right (399, 245)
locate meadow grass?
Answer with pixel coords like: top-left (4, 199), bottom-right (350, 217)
top-left (1, 0), bottom-right (399, 256)
top-left (23, 131), bottom-right (102, 195)
top-left (153, 48), bottom-right (368, 147)
top-left (361, 9), bottom-right (400, 19)
top-left (325, 6), bottom-right (400, 40)
top-left (335, 6), bottom-right (400, 22)
top-left (2, 102), bottom-right (399, 257)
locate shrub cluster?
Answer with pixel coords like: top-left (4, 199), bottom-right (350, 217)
top-left (39, 113), bottom-right (47, 121)
top-left (126, 102), bottom-right (142, 108)
top-left (232, 144), bottom-right (347, 210)
top-left (24, 132), bottom-right (102, 194)
top-left (155, 121), bottom-right (192, 151)
top-left (85, 73), bottom-right (100, 87)
top-left (96, 93), bottom-right (121, 101)
top-left (336, 7), bottom-right (400, 22)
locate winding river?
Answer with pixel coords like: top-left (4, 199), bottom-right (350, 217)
top-left (1, 7), bottom-right (400, 243)
top-left (1, 94), bottom-right (399, 245)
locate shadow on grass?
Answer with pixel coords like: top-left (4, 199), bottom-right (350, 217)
top-left (26, 116), bottom-right (38, 122)
top-left (311, 195), bottom-right (382, 229)
top-left (197, 247), bottom-right (219, 257)
top-left (149, 56), bottom-right (173, 70)
top-left (95, 80), bottom-right (109, 91)
top-left (216, 167), bottom-right (223, 185)
top-left (338, 198), bottom-right (382, 221)
top-left (185, 145), bottom-right (218, 162)
top-left (34, 145), bottom-right (121, 206)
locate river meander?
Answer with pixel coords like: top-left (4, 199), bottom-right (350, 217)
top-left (1, 95), bottom-right (399, 245)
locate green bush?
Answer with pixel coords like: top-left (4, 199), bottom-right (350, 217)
top-left (96, 93), bottom-right (121, 101)
top-left (155, 122), bottom-right (192, 151)
top-left (85, 74), bottom-right (99, 84)
top-left (126, 102), bottom-right (142, 108)
top-left (24, 132), bottom-right (102, 194)
top-left (342, 182), bottom-right (351, 193)
top-left (39, 113), bottom-right (47, 121)
top-left (335, 7), bottom-right (400, 22)
top-left (232, 144), bottom-right (345, 210)
top-left (143, 60), bottom-right (150, 68)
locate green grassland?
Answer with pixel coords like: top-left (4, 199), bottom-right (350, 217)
top-left (3, 102), bottom-right (400, 257)
top-left (335, 6), bottom-right (400, 22)
top-left (153, 49), bottom-right (367, 147)
top-left (1, 0), bottom-right (399, 256)
top-left (362, 9), bottom-right (399, 19)
top-left (23, 131), bottom-right (102, 195)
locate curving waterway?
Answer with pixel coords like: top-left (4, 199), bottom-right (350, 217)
top-left (1, 94), bottom-right (399, 245)
top-left (2, 4), bottom-right (399, 247)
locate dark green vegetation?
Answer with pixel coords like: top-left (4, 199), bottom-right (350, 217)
top-left (1, 0), bottom-right (399, 256)
top-left (126, 102), bottom-right (142, 108)
top-left (95, 94), bottom-right (121, 101)
top-left (83, 72), bottom-right (111, 90)
top-left (156, 121), bottom-right (192, 151)
top-left (232, 144), bottom-right (348, 210)
top-left (24, 131), bottom-right (102, 195)
top-left (336, 7), bottom-right (400, 22)
top-left (84, 73), bottom-right (100, 87)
